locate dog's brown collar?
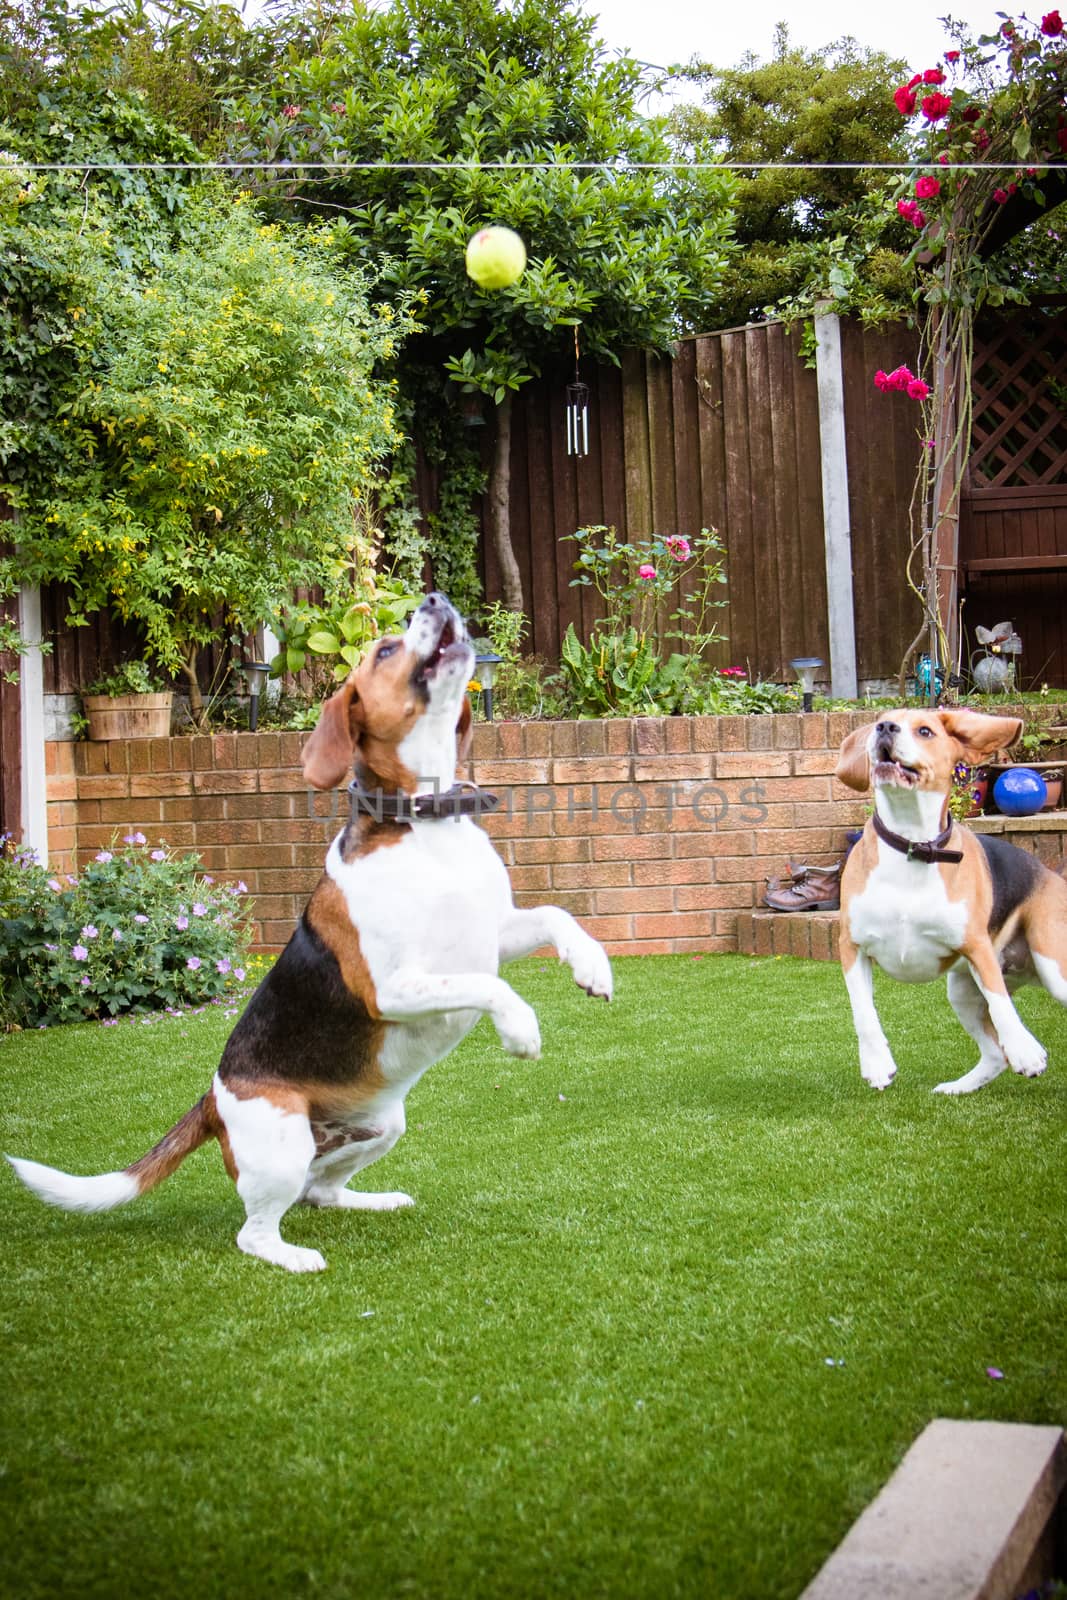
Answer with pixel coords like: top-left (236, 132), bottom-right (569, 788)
top-left (872, 809), bottom-right (963, 865)
top-left (347, 778), bottom-right (500, 823)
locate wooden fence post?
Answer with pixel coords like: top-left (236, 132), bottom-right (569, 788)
top-left (18, 584), bottom-right (48, 864)
top-left (814, 309), bottom-right (859, 699)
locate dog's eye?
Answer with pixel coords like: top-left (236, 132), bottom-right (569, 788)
top-left (916, 725), bottom-right (935, 738)
top-left (376, 641), bottom-right (398, 662)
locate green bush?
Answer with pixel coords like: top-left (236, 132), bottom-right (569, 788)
top-left (0, 834), bottom-right (252, 1029)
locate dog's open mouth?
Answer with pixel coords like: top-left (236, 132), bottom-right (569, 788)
top-left (873, 759), bottom-right (920, 788)
top-left (414, 617), bottom-right (468, 687)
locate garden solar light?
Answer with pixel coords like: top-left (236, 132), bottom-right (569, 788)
top-left (474, 649), bottom-right (503, 721)
top-left (242, 660), bottom-right (271, 732)
top-left (790, 657), bottom-right (823, 713)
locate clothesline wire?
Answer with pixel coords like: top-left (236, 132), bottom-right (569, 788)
top-left (16, 159), bottom-right (1067, 173)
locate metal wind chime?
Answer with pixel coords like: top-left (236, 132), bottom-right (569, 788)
top-left (565, 327), bottom-right (590, 458)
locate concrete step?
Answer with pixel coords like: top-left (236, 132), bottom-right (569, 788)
top-left (801, 1418), bottom-right (1066, 1600)
top-left (735, 908), bottom-right (840, 961)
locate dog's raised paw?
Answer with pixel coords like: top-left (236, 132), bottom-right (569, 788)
top-left (565, 939), bottom-right (613, 1002)
top-left (496, 997), bottom-right (542, 1059)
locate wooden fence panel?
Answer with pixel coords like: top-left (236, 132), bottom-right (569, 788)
top-left (494, 320), bottom-right (921, 683)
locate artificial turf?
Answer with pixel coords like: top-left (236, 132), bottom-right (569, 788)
top-left (1, 952), bottom-right (1064, 1600)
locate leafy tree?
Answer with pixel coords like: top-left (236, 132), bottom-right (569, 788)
top-left (0, 67), bottom-right (414, 721)
top-left (226, 0), bottom-right (735, 612)
top-left (669, 25), bottom-right (913, 327)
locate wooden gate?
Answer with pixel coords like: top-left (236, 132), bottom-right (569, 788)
top-left (959, 300), bottom-right (1067, 686)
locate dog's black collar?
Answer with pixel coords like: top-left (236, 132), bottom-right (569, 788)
top-left (347, 778), bottom-right (500, 824)
top-left (872, 809), bottom-right (964, 865)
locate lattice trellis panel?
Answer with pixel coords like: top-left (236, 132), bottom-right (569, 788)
top-left (969, 304), bottom-right (1067, 488)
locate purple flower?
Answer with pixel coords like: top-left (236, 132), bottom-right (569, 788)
top-left (986, 1366), bottom-right (1005, 1380)
top-left (113, 929), bottom-right (124, 942)
top-left (81, 925), bottom-right (98, 940)
top-left (95, 851), bottom-right (113, 864)
top-left (151, 849), bottom-right (166, 862)
top-left (72, 944), bottom-right (89, 961)
top-left (234, 967), bottom-right (246, 982)
top-left (80, 976), bottom-right (91, 987)
top-left (203, 875), bottom-right (214, 885)
top-left (101, 1018), bottom-right (118, 1026)
top-left (187, 956), bottom-right (202, 971)
top-left (192, 902), bottom-right (207, 917)
top-left (134, 914), bottom-right (149, 924)
top-left (216, 958), bottom-right (232, 975)
top-left (236, 882), bottom-right (248, 895)
top-left (175, 915), bottom-right (189, 931)
top-left (47, 878), bottom-right (62, 892)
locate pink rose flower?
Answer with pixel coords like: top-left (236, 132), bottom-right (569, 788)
top-left (1041, 9), bottom-right (1063, 33)
top-left (915, 176), bottom-right (941, 200)
top-left (638, 564), bottom-right (656, 580)
top-left (666, 536), bottom-right (691, 560)
top-left (907, 378), bottom-right (931, 400)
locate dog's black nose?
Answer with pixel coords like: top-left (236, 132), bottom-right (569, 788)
top-left (875, 720), bottom-right (900, 737)
top-left (423, 591), bottom-right (450, 611)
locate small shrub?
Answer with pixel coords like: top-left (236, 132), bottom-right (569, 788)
top-left (0, 834), bottom-right (252, 1029)
top-left (82, 660), bottom-right (166, 697)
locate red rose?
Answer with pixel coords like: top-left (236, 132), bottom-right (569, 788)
top-left (944, 49), bottom-right (961, 62)
top-left (873, 370), bottom-right (893, 392)
top-left (921, 92), bottom-right (952, 122)
top-left (889, 365), bottom-right (916, 391)
top-left (974, 128), bottom-right (991, 150)
top-left (893, 84), bottom-right (918, 115)
top-left (915, 175), bottom-right (941, 199)
top-left (907, 379), bottom-right (931, 401)
top-left (1041, 9), bottom-right (1063, 32)
top-left (993, 187), bottom-right (1009, 204)
top-left (907, 73), bottom-right (922, 89)
top-left (960, 105), bottom-right (981, 123)
top-left (923, 68), bottom-right (946, 84)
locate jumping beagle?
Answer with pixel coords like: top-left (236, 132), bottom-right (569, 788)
top-left (836, 707), bottom-right (1067, 1094)
top-left (9, 594), bottom-right (613, 1271)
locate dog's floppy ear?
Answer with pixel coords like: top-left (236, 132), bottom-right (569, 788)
top-left (455, 694), bottom-right (473, 767)
top-left (835, 724), bottom-right (874, 792)
top-left (938, 708), bottom-right (1023, 765)
top-left (301, 677), bottom-right (364, 790)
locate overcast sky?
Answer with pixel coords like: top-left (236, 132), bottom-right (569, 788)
top-left (579, 0), bottom-right (1002, 77)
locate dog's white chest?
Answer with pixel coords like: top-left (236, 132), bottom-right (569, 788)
top-left (848, 855), bottom-right (968, 982)
top-left (329, 820), bottom-right (508, 976)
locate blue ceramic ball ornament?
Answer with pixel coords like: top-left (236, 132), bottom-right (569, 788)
top-left (992, 767), bottom-right (1047, 817)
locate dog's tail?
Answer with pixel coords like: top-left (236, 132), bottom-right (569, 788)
top-left (7, 1093), bottom-right (217, 1214)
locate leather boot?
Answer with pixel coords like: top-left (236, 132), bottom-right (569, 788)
top-left (763, 862), bottom-right (841, 912)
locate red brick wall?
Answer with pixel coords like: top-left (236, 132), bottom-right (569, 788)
top-left (43, 709), bottom-right (1066, 955)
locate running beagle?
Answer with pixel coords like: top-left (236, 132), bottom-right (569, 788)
top-left (9, 594), bottom-right (613, 1271)
top-left (835, 707), bottom-right (1067, 1094)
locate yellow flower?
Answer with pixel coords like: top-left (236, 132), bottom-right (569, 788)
top-left (157, 360), bottom-right (168, 373)
top-left (468, 679), bottom-right (482, 694)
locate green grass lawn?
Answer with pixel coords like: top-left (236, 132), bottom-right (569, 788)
top-left (1, 953), bottom-right (1065, 1600)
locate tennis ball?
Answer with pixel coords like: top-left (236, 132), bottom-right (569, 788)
top-left (465, 226), bottom-right (527, 289)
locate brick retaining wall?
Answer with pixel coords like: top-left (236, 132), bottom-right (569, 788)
top-left (43, 709), bottom-right (1067, 955)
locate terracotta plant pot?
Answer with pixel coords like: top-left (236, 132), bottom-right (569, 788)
top-left (83, 692), bottom-right (173, 740)
top-left (1041, 768), bottom-right (1063, 811)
